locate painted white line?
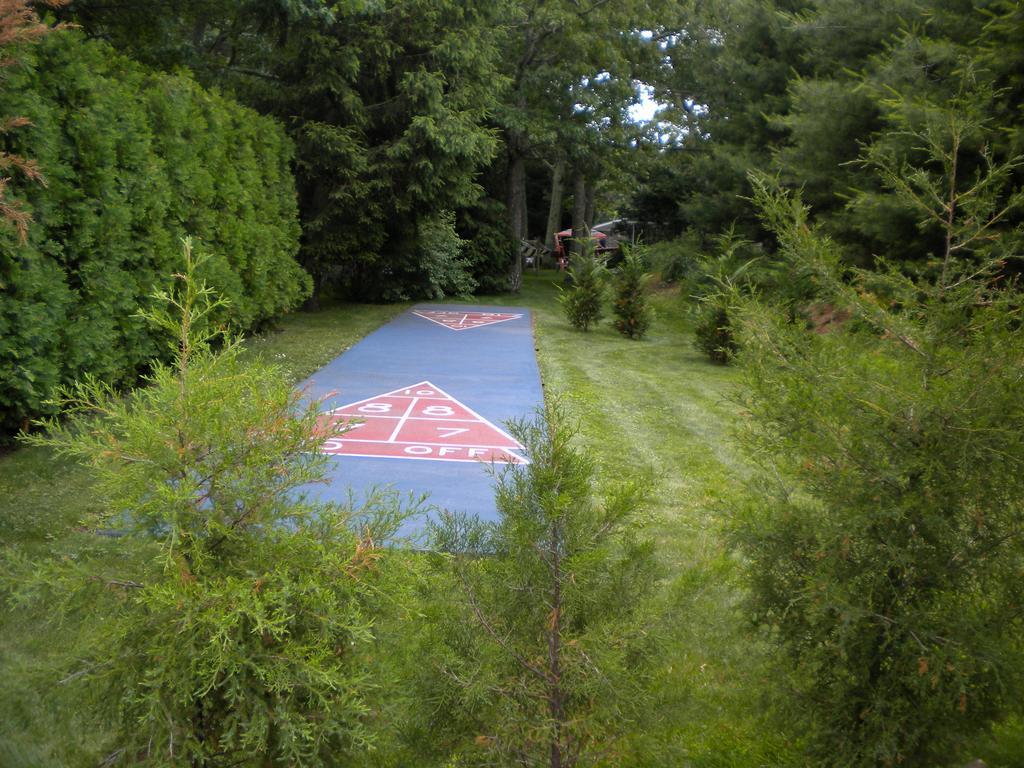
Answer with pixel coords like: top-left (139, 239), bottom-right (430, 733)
top-left (320, 380), bottom-right (527, 461)
top-left (333, 439), bottom-right (520, 449)
top-left (387, 397), bottom-right (419, 442)
top-left (412, 311), bottom-right (461, 330)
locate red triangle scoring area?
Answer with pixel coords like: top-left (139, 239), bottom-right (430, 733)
top-left (412, 310), bottom-right (523, 331)
top-left (317, 381), bottom-right (528, 464)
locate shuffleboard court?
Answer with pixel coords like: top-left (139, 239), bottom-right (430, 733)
top-left (411, 309), bottom-right (524, 330)
top-left (300, 304), bottom-right (543, 537)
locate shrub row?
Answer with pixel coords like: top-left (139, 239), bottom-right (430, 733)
top-left (0, 31), bottom-right (308, 437)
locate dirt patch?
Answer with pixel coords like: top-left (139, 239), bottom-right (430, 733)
top-left (806, 303), bottom-right (851, 334)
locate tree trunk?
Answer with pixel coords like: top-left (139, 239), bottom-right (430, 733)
top-left (584, 180), bottom-right (596, 229)
top-left (520, 181), bottom-right (529, 242)
top-left (544, 158), bottom-right (566, 253)
top-left (547, 520), bottom-right (566, 768)
top-left (569, 169), bottom-right (587, 258)
top-left (507, 139), bottom-right (527, 292)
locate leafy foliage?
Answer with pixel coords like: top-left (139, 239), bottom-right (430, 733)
top-left (640, 0), bottom-right (1024, 272)
top-left (558, 245), bottom-right (607, 332)
top-left (642, 0), bottom-right (801, 239)
top-left (58, 1), bottom-right (669, 299)
top-left (4, 241), bottom-right (404, 767)
top-left (0, 31), bottom-right (306, 438)
top-left (610, 245), bottom-right (653, 339)
top-left (458, 199), bottom-right (514, 295)
top-left (414, 210), bottom-right (476, 301)
top-left (644, 231), bottom-right (701, 284)
top-left (693, 305), bottom-right (735, 365)
top-left (425, 407), bottom-right (660, 767)
top-left (496, 0), bottom-right (663, 287)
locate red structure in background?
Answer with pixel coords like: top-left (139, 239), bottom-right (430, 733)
top-left (552, 227), bottom-right (610, 261)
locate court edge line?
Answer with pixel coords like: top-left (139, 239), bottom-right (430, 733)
top-left (323, 450), bottom-right (528, 465)
top-left (327, 438), bottom-right (523, 450)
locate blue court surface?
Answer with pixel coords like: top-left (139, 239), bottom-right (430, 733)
top-left (300, 304), bottom-right (544, 538)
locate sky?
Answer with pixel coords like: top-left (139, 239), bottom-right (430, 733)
top-left (628, 83), bottom-right (662, 123)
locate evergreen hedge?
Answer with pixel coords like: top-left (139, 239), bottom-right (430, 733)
top-left (0, 31), bottom-right (308, 438)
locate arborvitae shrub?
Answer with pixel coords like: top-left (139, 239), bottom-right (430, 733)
top-left (688, 230), bottom-right (762, 364)
top-left (558, 245), bottom-right (606, 331)
top-left (611, 246), bottom-right (653, 339)
top-left (0, 31), bottom-right (306, 438)
top-left (693, 302), bottom-right (736, 363)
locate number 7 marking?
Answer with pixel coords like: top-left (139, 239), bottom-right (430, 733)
top-left (437, 427), bottom-right (469, 439)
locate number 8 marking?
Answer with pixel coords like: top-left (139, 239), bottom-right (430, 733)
top-left (422, 405), bottom-right (454, 417)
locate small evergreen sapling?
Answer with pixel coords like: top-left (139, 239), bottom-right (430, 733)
top-left (428, 406), bottom-right (660, 768)
top-left (610, 245), bottom-right (653, 339)
top-left (558, 243), bottom-right (607, 332)
top-left (4, 239), bottom-right (406, 767)
top-left (690, 230), bottom-right (762, 363)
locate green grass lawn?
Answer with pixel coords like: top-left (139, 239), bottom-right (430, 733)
top-left (238, 300), bottom-right (410, 378)
top-left (0, 273), bottom-right (784, 765)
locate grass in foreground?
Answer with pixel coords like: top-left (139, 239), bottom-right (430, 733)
top-left (1, 274), bottom-right (782, 765)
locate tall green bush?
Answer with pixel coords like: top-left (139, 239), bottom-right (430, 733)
top-left (646, 231), bottom-right (702, 284)
top-left (689, 230), bottom-right (764, 363)
top-left (733, 88), bottom-right (1024, 765)
top-left (384, 209), bottom-right (476, 301)
top-left (459, 199), bottom-right (514, 295)
top-left (0, 31), bottom-right (306, 438)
